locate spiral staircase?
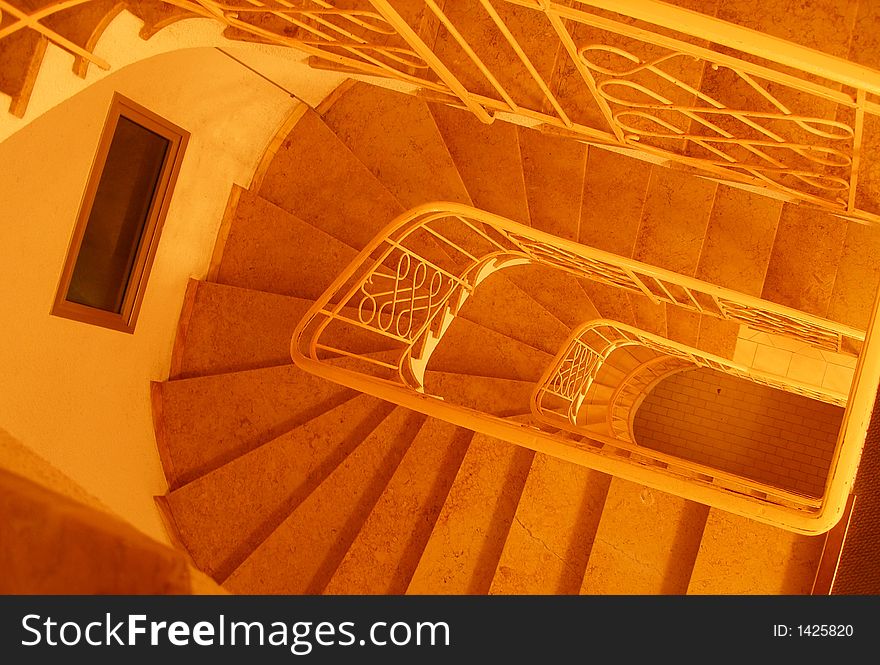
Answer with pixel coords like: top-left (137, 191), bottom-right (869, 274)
top-left (4, 1), bottom-right (880, 594)
top-left (146, 80), bottom-right (878, 594)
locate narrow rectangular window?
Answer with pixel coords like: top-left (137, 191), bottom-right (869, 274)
top-left (52, 93), bottom-right (189, 333)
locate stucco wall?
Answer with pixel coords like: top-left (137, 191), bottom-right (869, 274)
top-left (0, 46), bottom-right (337, 542)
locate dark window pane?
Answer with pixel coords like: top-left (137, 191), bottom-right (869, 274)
top-left (67, 117), bottom-right (169, 313)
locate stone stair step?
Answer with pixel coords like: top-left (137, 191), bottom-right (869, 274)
top-left (827, 220), bottom-right (880, 330)
top-left (501, 264), bottom-right (602, 331)
top-left (580, 478), bottom-right (709, 594)
top-left (518, 126), bottom-right (587, 241)
top-left (325, 419), bottom-right (473, 594)
top-left (426, 316), bottom-right (553, 382)
top-left (169, 280), bottom-right (397, 380)
top-left (695, 185), bottom-right (783, 297)
top-left (490, 454), bottom-right (611, 594)
top-left (407, 432), bottom-right (534, 594)
top-left (457, 271), bottom-right (571, 355)
top-left (256, 107), bottom-right (404, 251)
top-left (424, 371), bottom-right (535, 417)
top-left (629, 294), bottom-right (668, 338)
top-left (579, 147), bottom-right (652, 257)
top-left (429, 102), bottom-right (530, 225)
top-left (577, 280), bottom-right (637, 326)
top-left (320, 82), bottom-right (472, 209)
top-left (761, 205), bottom-right (849, 318)
top-left (696, 316), bottom-right (740, 360)
top-left (632, 168), bottom-right (717, 277)
top-left (211, 187), bottom-right (357, 300)
top-left (151, 363), bottom-right (355, 488)
top-left (223, 406), bottom-right (424, 593)
top-left (687, 508), bottom-right (825, 594)
top-left (428, 0), bottom-right (560, 111)
top-left (162, 394), bottom-right (394, 581)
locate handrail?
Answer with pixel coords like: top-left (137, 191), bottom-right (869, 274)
top-left (5, 0), bottom-right (880, 221)
top-left (291, 202), bottom-right (871, 534)
top-left (532, 320), bottom-right (849, 436)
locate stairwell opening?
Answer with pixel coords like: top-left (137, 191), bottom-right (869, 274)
top-left (632, 367), bottom-right (844, 498)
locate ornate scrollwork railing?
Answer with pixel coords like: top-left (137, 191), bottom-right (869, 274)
top-left (291, 201), bottom-right (872, 535)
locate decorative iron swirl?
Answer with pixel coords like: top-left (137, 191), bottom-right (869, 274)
top-left (578, 43), bottom-right (855, 196)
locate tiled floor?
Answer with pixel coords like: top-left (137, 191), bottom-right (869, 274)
top-left (633, 367), bottom-right (844, 496)
top-left (732, 325), bottom-right (856, 395)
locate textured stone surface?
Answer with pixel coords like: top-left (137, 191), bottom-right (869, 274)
top-left (166, 395), bottom-right (392, 579)
top-left (688, 509), bottom-right (824, 594)
top-left (762, 205), bottom-right (849, 317)
top-left (629, 294), bottom-right (667, 337)
top-left (0, 469), bottom-right (191, 594)
top-left (429, 103), bottom-right (530, 225)
top-left (153, 364), bottom-right (354, 488)
top-left (424, 371), bottom-right (535, 417)
top-left (429, 0), bottom-right (559, 110)
top-left (458, 271), bottom-right (571, 355)
top-left (697, 316), bottom-right (740, 360)
top-left (407, 433), bottom-right (533, 594)
top-left (518, 126), bottom-right (587, 241)
top-left (171, 281), bottom-right (397, 379)
top-left (579, 148), bottom-right (652, 257)
top-left (696, 186), bottom-right (782, 296)
top-left (258, 109), bottom-right (403, 250)
top-left (322, 83), bottom-right (471, 209)
top-left (578, 280), bottom-right (636, 326)
top-left (666, 307), bottom-right (701, 348)
top-left (581, 479), bottom-right (709, 594)
top-left (215, 188), bottom-right (357, 299)
top-left (490, 455), bottom-right (610, 595)
top-left (224, 407), bottom-right (424, 593)
top-left (633, 168), bottom-right (716, 276)
top-left (501, 264), bottom-right (601, 330)
top-left (427, 316), bottom-right (552, 382)
top-left (325, 420), bottom-right (473, 594)
top-left (828, 221), bottom-right (880, 330)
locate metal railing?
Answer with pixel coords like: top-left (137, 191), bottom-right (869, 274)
top-left (533, 320), bottom-right (850, 440)
top-left (6, 1), bottom-right (879, 222)
top-left (291, 201), bottom-right (871, 534)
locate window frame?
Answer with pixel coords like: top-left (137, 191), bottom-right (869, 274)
top-left (52, 92), bottom-right (189, 333)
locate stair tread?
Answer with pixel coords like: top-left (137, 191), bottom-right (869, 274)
top-left (581, 478), bottom-right (709, 594)
top-left (457, 271), bottom-right (571, 355)
top-left (257, 107), bottom-right (403, 250)
top-left (321, 82), bottom-right (471, 209)
top-left (518, 126), bottom-right (587, 241)
top-left (426, 316), bottom-right (553, 382)
top-left (827, 220), bottom-right (880, 330)
top-left (325, 419), bottom-right (473, 594)
top-left (687, 508), bottom-right (824, 594)
top-left (424, 370), bottom-right (535, 417)
top-left (628, 294), bottom-right (667, 338)
top-left (695, 185), bottom-right (782, 297)
top-left (579, 147), bottom-right (652, 258)
top-left (224, 406), bottom-right (424, 593)
top-left (501, 264), bottom-right (601, 331)
top-left (576, 280), bottom-right (637, 327)
top-left (490, 454), bottom-right (611, 595)
top-left (761, 205), bottom-right (849, 318)
top-left (153, 363), bottom-right (354, 488)
top-left (632, 168), bottom-right (717, 277)
top-left (164, 394), bottom-right (393, 580)
top-left (428, 102), bottom-right (530, 225)
top-left (171, 280), bottom-right (397, 380)
top-left (696, 316), bottom-right (740, 360)
top-left (214, 187), bottom-right (358, 300)
top-left (429, 0), bottom-right (559, 111)
top-left (407, 432), bottom-right (534, 594)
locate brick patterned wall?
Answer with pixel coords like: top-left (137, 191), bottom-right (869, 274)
top-left (633, 368), bottom-right (843, 497)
